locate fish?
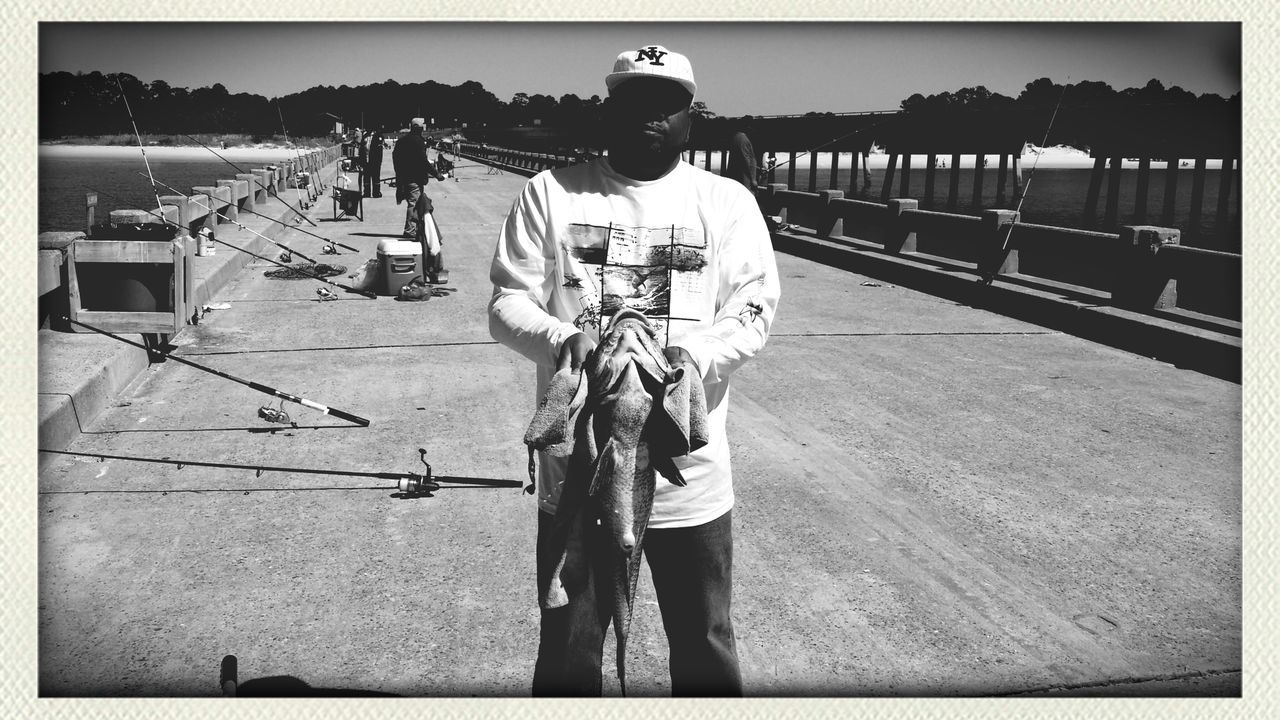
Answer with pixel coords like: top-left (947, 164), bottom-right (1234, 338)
top-left (524, 309), bottom-right (707, 695)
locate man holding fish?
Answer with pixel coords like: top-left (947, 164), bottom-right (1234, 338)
top-left (489, 44), bottom-right (780, 696)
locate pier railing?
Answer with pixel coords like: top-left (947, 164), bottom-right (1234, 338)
top-left (38, 145), bottom-right (343, 334)
top-left (456, 143), bottom-right (577, 176)
top-left (759, 183), bottom-right (1240, 327)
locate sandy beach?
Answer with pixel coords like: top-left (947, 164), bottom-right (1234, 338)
top-left (38, 144), bottom-right (322, 162)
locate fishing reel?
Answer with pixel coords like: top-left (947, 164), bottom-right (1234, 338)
top-left (397, 448), bottom-right (441, 496)
top-left (257, 400), bottom-right (295, 426)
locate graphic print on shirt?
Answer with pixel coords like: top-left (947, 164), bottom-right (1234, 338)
top-left (561, 221), bottom-right (707, 338)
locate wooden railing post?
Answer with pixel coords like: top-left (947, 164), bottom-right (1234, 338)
top-left (86, 191), bottom-right (98, 235)
top-left (1113, 225), bottom-right (1180, 310)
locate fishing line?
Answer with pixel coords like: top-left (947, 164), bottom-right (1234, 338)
top-left (116, 78), bottom-right (162, 214)
top-left (980, 77), bottom-right (1070, 285)
top-left (84, 184), bottom-right (375, 298)
top-left (181, 132), bottom-right (319, 228)
top-left (57, 314), bottom-right (373, 426)
top-left (138, 172), bottom-right (324, 265)
top-left (234, 203), bottom-right (359, 253)
top-left (277, 99), bottom-right (317, 209)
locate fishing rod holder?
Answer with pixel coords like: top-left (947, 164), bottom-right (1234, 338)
top-left (64, 219), bottom-right (195, 339)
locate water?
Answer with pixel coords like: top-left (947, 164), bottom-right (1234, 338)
top-left (39, 150), bottom-right (306, 233)
top-left (710, 156), bottom-right (1241, 252)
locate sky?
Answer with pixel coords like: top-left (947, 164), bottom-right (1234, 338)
top-left (38, 22), bottom-right (1241, 118)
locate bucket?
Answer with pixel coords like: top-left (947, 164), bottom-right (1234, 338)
top-left (376, 238), bottom-right (423, 296)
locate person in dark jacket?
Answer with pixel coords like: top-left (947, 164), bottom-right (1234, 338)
top-left (363, 130), bottom-right (385, 197)
top-left (724, 129), bottom-right (757, 192)
top-left (393, 119), bottom-right (444, 242)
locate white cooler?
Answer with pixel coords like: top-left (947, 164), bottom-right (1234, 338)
top-left (376, 239), bottom-right (423, 296)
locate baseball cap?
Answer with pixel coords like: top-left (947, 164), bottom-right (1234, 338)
top-left (411, 117), bottom-right (425, 127)
top-left (606, 44), bottom-right (696, 99)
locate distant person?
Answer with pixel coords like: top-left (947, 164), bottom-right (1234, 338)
top-left (393, 118), bottom-right (446, 267)
top-left (725, 127), bottom-right (784, 232)
top-left (725, 128), bottom-right (757, 192)
top-left (363, 130), bottom-right (385, 198)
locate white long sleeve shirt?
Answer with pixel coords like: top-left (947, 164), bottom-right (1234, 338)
top-left (489, 157), bottom-right (780, 528)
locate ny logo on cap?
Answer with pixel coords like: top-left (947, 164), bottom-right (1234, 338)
top-left (634, 46), bottom-right (668, 66)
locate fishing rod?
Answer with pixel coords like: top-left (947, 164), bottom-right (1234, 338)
top-left (116, 78), bottom-right (162, 214)
top-left (85, 184), bottom-right (375, 298)
top-left (138, 173), bottom-right (325, 265)
top-left (277, 100), bottom-right (316, 209)
top-left (979, 78), bottom-right (1070, 285)
top-left (234, 201), bottom-right (359, 253)
top-left (39, 448), bottom-right (524, 495)
top-left (181, 133), bottom-right (319, 228)
top-left (58, 314), bottom-right (373, 427)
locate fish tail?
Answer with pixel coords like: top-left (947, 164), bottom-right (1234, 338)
top-left (617, 638), bottom-right (628, 696)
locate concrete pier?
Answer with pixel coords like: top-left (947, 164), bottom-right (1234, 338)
top-left (35, 153), bottom-right (1240, 697)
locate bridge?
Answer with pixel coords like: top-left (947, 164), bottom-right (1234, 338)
top-left (34, 149), bottom-right (1240, 697)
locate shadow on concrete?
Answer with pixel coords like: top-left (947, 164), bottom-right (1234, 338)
top-left (233, 675), bottom-right (401, 697)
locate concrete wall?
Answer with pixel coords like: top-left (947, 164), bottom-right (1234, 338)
top-left (756, 183), bottom-right (1241, 324)
top-left (39, 145), bottom-right (344, 323)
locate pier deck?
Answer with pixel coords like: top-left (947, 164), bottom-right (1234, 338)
top-left (36, 154), bottom-right (1241, 697)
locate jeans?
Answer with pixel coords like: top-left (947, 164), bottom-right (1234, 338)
top-left (402, 182), bottom-right (425, 239)
top-left (532, 508), bottom-right (742, 697)
top-left (363, 154), bottom-right (382, 197)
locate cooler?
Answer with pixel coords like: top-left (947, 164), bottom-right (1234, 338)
top-left (377, 238), bottom-right (423, 296)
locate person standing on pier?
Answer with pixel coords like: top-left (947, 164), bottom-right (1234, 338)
top-left (364, 129), bottom-right (385, 198)
top-left (725, 126), bottom-right (757, 192)
top-left (393, 118), bottom-right (445, 258)
top-left (489, 43), bottom-right (780, 696)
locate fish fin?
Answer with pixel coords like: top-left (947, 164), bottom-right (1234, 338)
top-left (618, 644), bottom-right (628, 697)
top-left (588, 438), bottom-right (619, 497)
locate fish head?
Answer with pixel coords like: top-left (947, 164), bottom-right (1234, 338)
top-left (588, 310), bottom-right (671, 396)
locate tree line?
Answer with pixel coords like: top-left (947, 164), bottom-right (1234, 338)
top-left (891, 78), bottom-right (1240, 157)
top-left (39, 71), bottom-right (1238, 158)
top-left (38, 70), bottom-right (715, 140)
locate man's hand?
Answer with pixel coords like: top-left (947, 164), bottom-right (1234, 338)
top-left (663, 345), bottom-right (697, 370)
top-left (557, 332), bottom-right (596, 372)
